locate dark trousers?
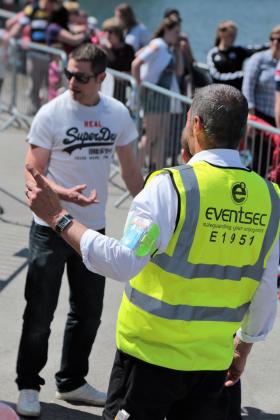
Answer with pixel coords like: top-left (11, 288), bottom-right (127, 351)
top-left (16, 222), bottom-right (105, 392)
top-left (222, 380), bottom-right (242, 420)
top-left (102, 350), bottom-right (228, 420)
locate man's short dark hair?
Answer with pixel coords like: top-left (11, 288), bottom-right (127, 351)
top-left (190, 84), bottom-right (248, 149)
top-left (69, 43), bottom-right (108, 75)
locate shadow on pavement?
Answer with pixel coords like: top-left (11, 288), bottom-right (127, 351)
top-left (0, 248), bottom-right (28, 293)
top-left (2, 401), bottom-right (102, 420)
top-left (242, 406), bottom-right (280, 419)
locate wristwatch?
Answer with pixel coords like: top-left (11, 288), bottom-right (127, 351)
top-left (55, 213), bottom-right (74, 234)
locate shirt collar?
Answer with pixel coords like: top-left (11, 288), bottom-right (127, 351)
top-left (188, 149), bottom-right (246, 168)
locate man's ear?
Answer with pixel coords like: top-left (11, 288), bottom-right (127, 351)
top-left (192, 115), bottom-right (203, 134)
top-left (98, 72), bottom-right (106, 83)
top-left (181, 148), bottom-right (191, 163)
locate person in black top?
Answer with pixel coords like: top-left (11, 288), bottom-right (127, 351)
top-left (101, 17), bottom-right (135, 73)
top-left (101, 17), bottom-right (135, 103)
top-left (207, 20), bottom-right (267, 90)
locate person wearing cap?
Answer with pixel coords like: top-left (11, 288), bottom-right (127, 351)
top-left (25, 83), bottom-right (279, 420)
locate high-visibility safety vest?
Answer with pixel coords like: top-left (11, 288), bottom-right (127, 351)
top-left (116, 161), bottom-right (280, 371)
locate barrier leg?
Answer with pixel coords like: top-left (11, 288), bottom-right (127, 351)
top-left (114, 190), bottom-right (131, 208)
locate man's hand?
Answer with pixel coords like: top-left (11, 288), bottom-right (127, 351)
top-left (225, 336), bottom-right (253, 387)
top-left (62, 184), bottom-right (99, 206)
top-left (25, 164), bottom-right (65, 228)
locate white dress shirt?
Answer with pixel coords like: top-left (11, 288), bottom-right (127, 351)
top-left (80, 149), bottom-right (279, 343)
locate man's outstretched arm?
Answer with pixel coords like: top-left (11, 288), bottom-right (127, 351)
top-left (25, 164), bottom-right (160, 282)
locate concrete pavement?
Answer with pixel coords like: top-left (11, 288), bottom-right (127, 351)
top-left (0, 124), bottom-right (279, 420)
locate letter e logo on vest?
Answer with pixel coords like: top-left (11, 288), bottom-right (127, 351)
top-left (231, 182), bottom-right (248, 205)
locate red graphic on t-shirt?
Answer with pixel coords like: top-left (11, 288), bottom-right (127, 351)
top-left (84, 121), bottom-right (102, 128)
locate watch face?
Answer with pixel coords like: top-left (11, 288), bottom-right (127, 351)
top-left (55, 214), bottom-right (73, 233)
top-left (60, 217), bottom-right (71, 229)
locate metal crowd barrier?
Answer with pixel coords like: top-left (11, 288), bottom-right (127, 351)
top-left (0, 3), bottom-right (278, 193)
top-left (137, 82), bottom-right (191, 175)
top-left (242, 120), bottom-right (280, 184)
top-left (103, 67), bottom-right (140, 128)
top-left (0, 38), bottom-right (67, 132)
top-left (102, 68), bottom-right (140, 207)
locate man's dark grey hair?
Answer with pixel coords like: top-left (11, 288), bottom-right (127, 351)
top-left (190, 84), bottom-right (248, 149)
top-left (70, 43), bottom-right (108, 75)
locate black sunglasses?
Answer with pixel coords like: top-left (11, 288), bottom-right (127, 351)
top-left (64, 68), bottom-right (96, 84)
top-left (270, 37), bottom-right (280, 43)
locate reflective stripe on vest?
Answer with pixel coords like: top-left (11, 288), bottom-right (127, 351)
top-left (125, 282), bottom-right (250, 322)
top-left (152, 166), bottom-right (279, 281)
top-left (117, 163), bottom-right (279, 371)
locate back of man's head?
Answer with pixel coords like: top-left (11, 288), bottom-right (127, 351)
top-left (69, 43), bottom-right (108, 75)
top-left (191, 84), bottom-right (248, 150)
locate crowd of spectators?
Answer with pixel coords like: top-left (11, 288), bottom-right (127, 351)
top-left (1, 2), bottom-right (280, 116)
top-left (0, 4), bottom-right (279, 418)
top-left (0, 0), bottom-right (280, 178)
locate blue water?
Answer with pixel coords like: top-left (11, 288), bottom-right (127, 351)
top-left (80, 0), bottom-right (279, 62)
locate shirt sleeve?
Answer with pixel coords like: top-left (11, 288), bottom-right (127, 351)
top-left (138, 41), bottom-right (158, 63)
top-left (27, 105), bottom-right (54, 150)
top-left (242, 53), bottom-right (262, 109)
top-left (236, 238), bottom-right (279, 343)
top-left (115, 105), bottom-right (138, 147)
top-left (80, 173), bottom-right (178, 281)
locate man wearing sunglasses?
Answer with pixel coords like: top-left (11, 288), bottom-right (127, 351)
top-left (16, 43), bottom-right (143, 417)
top-left (242, 25), bottom-right (280, 128)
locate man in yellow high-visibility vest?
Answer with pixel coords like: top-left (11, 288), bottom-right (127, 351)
top-left (25, 84), bottom-right (279, 420)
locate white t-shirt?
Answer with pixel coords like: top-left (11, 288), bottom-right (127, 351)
top-left (28, 90), bottom-right (138, 230)
top-left (125, 23), bottom-right (150, 52)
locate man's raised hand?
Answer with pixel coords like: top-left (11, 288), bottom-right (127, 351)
top-left (64, 184), bottom-right (99, 206)
top-left (25, 164), bottom-right (64, 226)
